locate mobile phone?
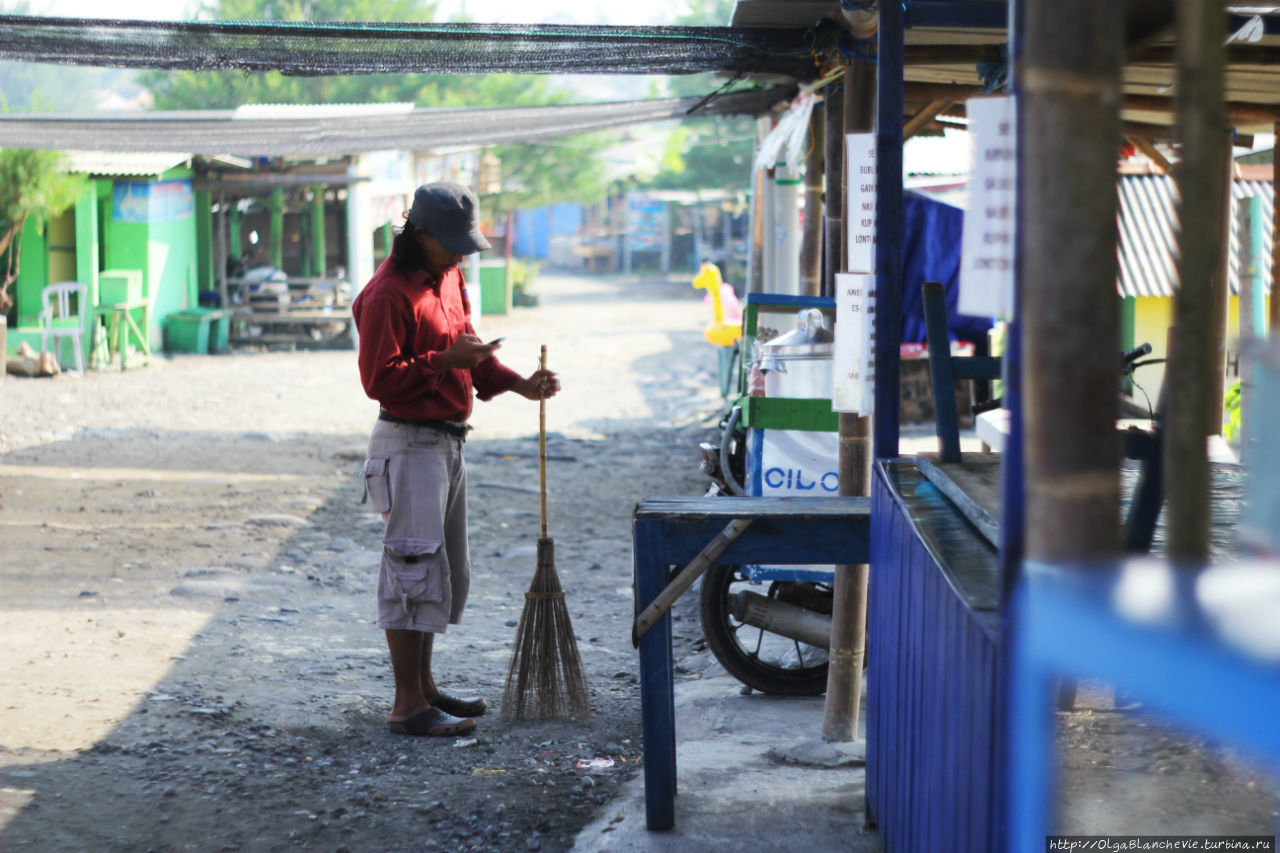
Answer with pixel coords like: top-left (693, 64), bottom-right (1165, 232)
top-left (487, 337), bottom-right (505, 346)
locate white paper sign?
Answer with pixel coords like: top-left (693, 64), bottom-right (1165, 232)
top-left (959, 96), bottom-right (1017, 320)
top-left (832, 272), bottom-right (876, 415)
top-left (846, 133), bottom-right (877, 273)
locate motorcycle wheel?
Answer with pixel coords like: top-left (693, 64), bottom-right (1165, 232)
top-left (698, 562), bottom-right (831, 695)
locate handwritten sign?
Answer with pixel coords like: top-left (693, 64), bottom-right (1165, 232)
top-left (959, 96), bottom-right (1017, 320)
top-left (833, 272), bottom-right (876, 415)
top-left (846, 133), bottom-right (877, 274)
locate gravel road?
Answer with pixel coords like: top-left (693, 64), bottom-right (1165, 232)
top-left (0, 271), bottom-right (725, 852)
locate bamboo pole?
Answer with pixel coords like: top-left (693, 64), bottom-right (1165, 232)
top-left (1022, 1), bottom-right (1124, 563)
top-left (903, 99), bottom-right (953, 142)
top-left (800, 103), bottom-right (825, 297)
top-left (1126, 136), bottom-right (1173, 174)
top-left (1165, 0), bottom-right (1227, 564)
top-left (823, 55), bottom-right (876, 743)
top-left (822, 81), bottom-right (845, 299)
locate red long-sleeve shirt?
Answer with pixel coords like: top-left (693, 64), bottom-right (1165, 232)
top-left (352, 257), bottom-right (520, 422)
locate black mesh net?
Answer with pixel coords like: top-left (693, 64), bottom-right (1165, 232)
top-left (0, 16), bottom-right (831, 80)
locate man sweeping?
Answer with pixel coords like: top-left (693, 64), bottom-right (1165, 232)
top-left (353, 182), bottom-right (559, 737)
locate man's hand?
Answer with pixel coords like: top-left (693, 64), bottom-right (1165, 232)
top-left (439, 334), bottom-right (500, 370)
top-left (513, 369), bottom-right (560, 401)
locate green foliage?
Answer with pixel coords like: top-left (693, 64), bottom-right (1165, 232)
top-left (1224, 378), bottom-right (1242, 442)
top-left (143, 0), bottom-right (573, 112)
top-left (640, 114), bottom-right (754, 192)
top-left (485, 135), bottom-right (609, 215)
top-left (509, 257), bottom-right (539, 291)
top-left (0, 147), bottom-right (85, 311)
top-left (0, 0), bottom-right (111, 111)
top-left (637, 1), bottom-right (757, 193)
top-left (144, 0), bottom-right (446, 108)
top-left (139, 0), bottom-right (613, 209)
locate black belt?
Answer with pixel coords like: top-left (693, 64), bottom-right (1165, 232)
top-left (378, 410), bottom-right (470, 439)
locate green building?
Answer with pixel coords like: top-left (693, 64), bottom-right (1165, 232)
top-left (7, 152), bottom-right (199, 363)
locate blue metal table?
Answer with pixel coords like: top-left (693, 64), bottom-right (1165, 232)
top-left (1007, 558), bottom-right (1280, 851)
top-left (632, 495), bottom-right (871, 830)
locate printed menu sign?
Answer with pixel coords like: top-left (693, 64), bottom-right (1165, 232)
top-left (959, 96), bottom-right (1017, 319)
top-left (846, 133), bottom-right (876, 274)
top-left (833, 272), bottom-right (876, 415)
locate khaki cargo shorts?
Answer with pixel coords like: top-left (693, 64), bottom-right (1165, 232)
top-left (362, 419), bottom-right (470, 633)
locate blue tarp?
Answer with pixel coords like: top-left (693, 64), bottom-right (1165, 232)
top-left (514, 203), bottom-right (585, 259)
top-left (901, 190), bottom-right (992, 345)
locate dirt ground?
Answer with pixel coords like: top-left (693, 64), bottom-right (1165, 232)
top-left (0, 272), bottom-right (724, 852)
top-left (3, 270), bottom-right (1276, 852)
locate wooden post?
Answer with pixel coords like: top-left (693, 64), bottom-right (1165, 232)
top-left (823, 56), bottom-right (876, 743)
top-left (1166, 0), bottom-right (1227, 564)
top-left (1022, 1), bottom-right (1124, 562)
top-left (749, 115), bottom-right (770, 293)
top-left (1208, 134), bottom-right (1234, 438)
top-left (1238, 196), bottom-right (1258, 462)
top-left (505, 209), bottom-right (516, 293)
top-left (1273, 120), bottom-right (1279, 334)
top-left (800, 104), bottom-right (825, 296)
top-left (823, 81), bottom-right (845, 299)
top-left (269, 187), bottom-right (284, 270)
top-left (310, 186), bottom-right (326, 278)
top-left (217, 193), bottom-right (229, 311)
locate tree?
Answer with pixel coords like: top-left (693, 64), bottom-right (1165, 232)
top-left (143, 0), bottom-right (578, 112)
top-left (140, 0), bottom-right (614, 212)
top-left (0, 1), bottom-right (115, 112)
top-left (0, 147), bottom-right (85, 313)
top-left (638, 0), bottom-right (756, 192)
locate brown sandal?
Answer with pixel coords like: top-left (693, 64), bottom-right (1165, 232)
top-left (387, 707), bottom-right (477, 737)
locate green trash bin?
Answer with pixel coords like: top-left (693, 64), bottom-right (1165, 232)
top-left (478, 261), bottom-right (509, 316)
top-left (165, 309), bottom-right (230, 354)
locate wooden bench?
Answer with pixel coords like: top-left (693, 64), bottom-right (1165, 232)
top-left (230, 309), bottom-right (354, 345)
top-left (632, 496), bottom-right (872, 830)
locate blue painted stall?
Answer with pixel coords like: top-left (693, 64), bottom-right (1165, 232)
top-left (867, 462), bottom-right (1003, 853)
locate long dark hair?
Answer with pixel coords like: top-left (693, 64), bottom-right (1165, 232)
top-left (391, 221), bottom-right (427, 270)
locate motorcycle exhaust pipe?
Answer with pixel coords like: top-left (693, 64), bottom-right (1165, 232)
top-left (729, 590), bottom-right (832, 650)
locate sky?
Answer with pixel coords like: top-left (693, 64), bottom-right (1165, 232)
top-left (23, 0), bottom-right (701, 24)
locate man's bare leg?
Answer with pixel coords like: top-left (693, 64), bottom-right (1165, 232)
top-left (417, 631), bottom-right (440, 704)
top-left (385, 628), bottom-right (431, 722)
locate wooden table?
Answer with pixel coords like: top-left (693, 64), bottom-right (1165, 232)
top-left (91, 299), bottom-right (150, 371)
top-left (632, 496), bottom-right (871, 830)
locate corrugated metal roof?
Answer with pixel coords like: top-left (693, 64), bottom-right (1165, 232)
top-left (1116, 175), bottom-right (1274, 298)
top-left (232, 103), bottom-right (414, 120)
top-left (904, 128), bottom-right (972, 176)
top-left (0, 88), bottom-right (792, 156)
top-left (61, 150), bottom-right (191, 176)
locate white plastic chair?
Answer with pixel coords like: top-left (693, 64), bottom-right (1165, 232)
top-left (40, 281), bottom-right (88, 373)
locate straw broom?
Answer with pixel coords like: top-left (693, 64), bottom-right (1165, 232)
top-left (501, 345), bottom-right (591, 720)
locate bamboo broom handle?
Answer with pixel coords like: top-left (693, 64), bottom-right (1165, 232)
top-left (539, 344), bottom-right (548, 539)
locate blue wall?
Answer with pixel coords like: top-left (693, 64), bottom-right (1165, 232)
top-left (514, 203), bottom-right (585, 259)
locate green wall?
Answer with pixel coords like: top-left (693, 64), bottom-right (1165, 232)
top-left (6, 167), bottom-right (199, 357)
top-left (14, 218), bottom-right (49, 327)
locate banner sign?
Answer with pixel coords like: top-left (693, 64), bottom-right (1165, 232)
top-left (113, 179), bottom-right (194, 223)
